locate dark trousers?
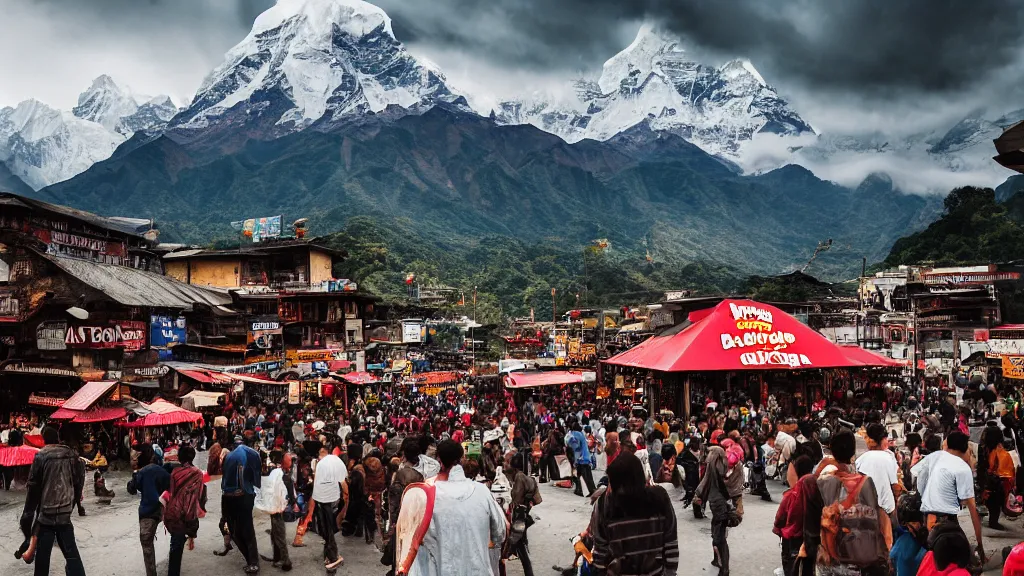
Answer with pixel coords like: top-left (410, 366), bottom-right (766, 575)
top-left (33, 523), bottom-right (87, 576)
top-left (314, 499), bottom-right (340, 565)
top-left (574, 464), bottom-right (597, 496)
top-left (539, 455), bottom-right (560, 481)
top-left (988, 481), bottom-right (1006, 526)
top-left (270, 513), bottom-right (291, 567)
top-left (224, 494), bottom-right (259, 567)
top-left (711, 500), bottom-right (730, 576)
top-left (781, 537), bottom-right (802, 576)
top-left (507, 530), bottom-right (534, 576)
top-left (167, 531), bottom-right (187, 576)
top-left (139, 517), bottom-right (160, 576)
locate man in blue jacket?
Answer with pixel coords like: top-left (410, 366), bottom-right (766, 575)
top-left (128, 444), bottom-right (171, 576)
top-left (567, 423), bottom-right (596, 497)
top-left (222, 435), bottom-right (262, 574)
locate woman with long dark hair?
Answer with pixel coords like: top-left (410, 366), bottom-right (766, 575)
top-left (589, 454), bottom-right (679, 575)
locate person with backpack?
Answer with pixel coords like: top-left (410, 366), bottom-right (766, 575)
top-left (855, 423), bottom-right (901, 524)
top-left (503, 452), bottom-right (541, 576)
top-left (162, 445), bottom-right (207, 576)
top-left (694, 445), bottom-right (740, 576)
top-left (128, 444), bottom-right (171, 576)
top-left (221, 435), bottom-right (263, 574)
top-left (773, 455), bottom-right (814, 576)
top-left (801, 428), bottom-right (892, 576)
top-left (889, 491), bottom-right (927, 576)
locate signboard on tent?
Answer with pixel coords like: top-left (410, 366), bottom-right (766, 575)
top-left (1003, 355), bottom-right (1024, 379)
top-left (248, 318), bottom-right (283, 350)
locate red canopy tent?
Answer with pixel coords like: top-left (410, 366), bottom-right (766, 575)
top-left (0, 445), bottom-right (39, 466)
top-left (605, 299), bottom-right (883, 372)
top-left (122, 399), bottom-right (203, 428)
top-left (341, 371), bottom-right (378, 385)
top-left (504, 371), bottom-right (584, 389)
top-left (49, 381), bottom-right (123, 423)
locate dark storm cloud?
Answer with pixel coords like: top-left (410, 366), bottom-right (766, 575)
top-left (28, 0), bottom-right (275, 29)
top-left (379, 0), bottom-right (1024, 95)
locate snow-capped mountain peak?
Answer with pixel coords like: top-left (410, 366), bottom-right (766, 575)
top-left (73, 75), bottom-right (177, 136)
top-left (492, 25), bottom-right (813, 162)
top-left (170, 0), bottom-right (461, 134)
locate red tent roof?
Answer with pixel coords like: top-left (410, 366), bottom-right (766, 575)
top-left (341, 371), bottom-right (378, 385)
top-left (0, 445), bottom-right (39, 466)
top-left (504, 371), bottom-right (583, 389)
top-left (122, 399), bottom-right (203, 428)
top-left (838, 346), bottom-right (905, 368)
top-left (605, 299), bottom-right (867, 372)
top-left (61, 381), bottom-right (118, 411)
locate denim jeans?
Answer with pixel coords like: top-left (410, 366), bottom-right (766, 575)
top-left (167, 531), bottom-right (187, 576)
top-left (33, 523), bottom-right (87, 576)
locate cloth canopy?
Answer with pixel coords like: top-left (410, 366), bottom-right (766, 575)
top-left (180, 390), bottom-right (225, 408)
top-left (0, 445), bottom-right (39, 466)
top-left (341, 371), bottom-right (378, 384)
top-left (839, 346), bottom-right (904, 368)
top-left (504, 371), bottom-right (583, 389)
top-left (328, 360), bottom-right (352, 371)
top-left (122, 399), bottom-right (203, 428)
top-left (61, 381), bottom-right (118, 411)
top-left (50, 405), bottom-right (127, 423)
top-left (605, 299), bottom-right (869, 372)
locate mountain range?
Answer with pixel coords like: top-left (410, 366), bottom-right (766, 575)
top-left (3, 0), bottom-right (1019, 311)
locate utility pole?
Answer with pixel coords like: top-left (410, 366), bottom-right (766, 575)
top-left (551, 287), bottom-right (556, 325)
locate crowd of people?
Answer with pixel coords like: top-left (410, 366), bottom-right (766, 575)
top-left (12, 382), bottom-right (1024, 576)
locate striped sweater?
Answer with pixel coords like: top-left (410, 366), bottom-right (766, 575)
top-left (589, 487), bottom-right (679, 576)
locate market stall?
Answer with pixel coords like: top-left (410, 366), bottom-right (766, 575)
top-left (122, 399), bottom-right (204, 428)
top-left (604, 299), bottom-right (896, 418)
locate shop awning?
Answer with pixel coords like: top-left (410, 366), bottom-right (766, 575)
top-left (227, 372), bottom-right (286, 385)
top-left (0, 445), bottom-right (39, 466)
top-left (839, 346), bottom-right (905, 368)
top-left (61, 381), bottom-right (119, 411)
top-left (604, 299), bottom-right (867, 372)
top-left (341, 371), bottom-right (378, 384)
top-left (328, 360), bottom-right (352, 371)
top-left (122, 399), bottom-right (203, 428)
top-left (180, 390), bottom-right (225, 408)
top-left (504, 371), bottom-right (584, 388)
top-left (73, 406), bottom-right (128, 423)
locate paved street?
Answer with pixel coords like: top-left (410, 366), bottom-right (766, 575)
top-left (2, 460), bottom-right (1021, 576)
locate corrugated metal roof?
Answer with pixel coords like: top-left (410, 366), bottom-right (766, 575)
top-left (42, 252), bottom-right (233, 310)
top-left (0, 193), bottom-right (149, 237)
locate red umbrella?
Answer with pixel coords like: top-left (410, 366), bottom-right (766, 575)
top-left (0, 445), bottom-right (39, 467)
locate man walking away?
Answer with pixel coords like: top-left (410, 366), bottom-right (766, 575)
top-left (856, 423), bottom-right (901, 523)
top-left (397, 439), bottom-right (507, 576)
top-left (912, 431), bottom-right (986, 564)
top-left (222, 435), bottom-right (263, 574)
top-left (312, 440), bottom-right (349, 574)
top-left (21, 425), bottom-right (87, 576)
top-left (129, 444), bottom-right (171, 576)
top-left (568, 423), bottom-right (596, 497)
top-left (163, 445), bottom-right (207, 576)
top-left (505, 452), bottom-right (540, 576)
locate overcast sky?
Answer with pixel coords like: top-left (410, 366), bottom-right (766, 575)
top-left (4, 0), bottom-right (1024, 136)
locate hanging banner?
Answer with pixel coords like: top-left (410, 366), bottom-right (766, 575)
top-left (65, 321), bottom-right (146, 351)
top-left (1003, 356), bottom-right (1024, 379)
top-left (150, 315), bottom-right (186, 348)
top-left (288, 381), bottom-right (301, 404)
top-left (402, 322), bottom-right (422, 343)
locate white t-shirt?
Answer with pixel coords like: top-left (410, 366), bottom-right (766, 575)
top-left (311, 454), bottom-right (348, 503)
top-left (912, 450), bottom-right (974, 515)
top-left (855, 449), bottom-right (899, 513)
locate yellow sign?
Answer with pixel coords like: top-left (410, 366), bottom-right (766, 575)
top-left (286, 349), bottom-right (336, 363)
top-left (1004, 356), bottom-right (1024, 379)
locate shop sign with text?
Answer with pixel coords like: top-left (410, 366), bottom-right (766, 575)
top-left (720, 303), bottom-right (811, 368)
top-left (65, 321), bottom-right (146, 351)
top-left (1004, 356), bottom-right (1024, 379)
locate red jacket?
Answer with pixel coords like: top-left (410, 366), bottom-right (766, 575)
top-left (773, 478), bottom-right (806, 540)
top-left (916, 552), bottom-right (969, 576)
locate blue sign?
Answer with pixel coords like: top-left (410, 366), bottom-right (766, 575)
top-left (150, 315), bottom-right (186, 348)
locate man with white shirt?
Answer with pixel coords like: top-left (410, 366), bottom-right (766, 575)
top-left (312, 442), bottom-right (349, 574)
top-left (912, 431), bottom-right (986, 563)
top-left (855, 423), bottom-right (900, 520)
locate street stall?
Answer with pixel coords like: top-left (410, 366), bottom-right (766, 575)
top-left (604, 299), bottom-right (895, 419)
top-left (122, 399), bottom-right (204, 428)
